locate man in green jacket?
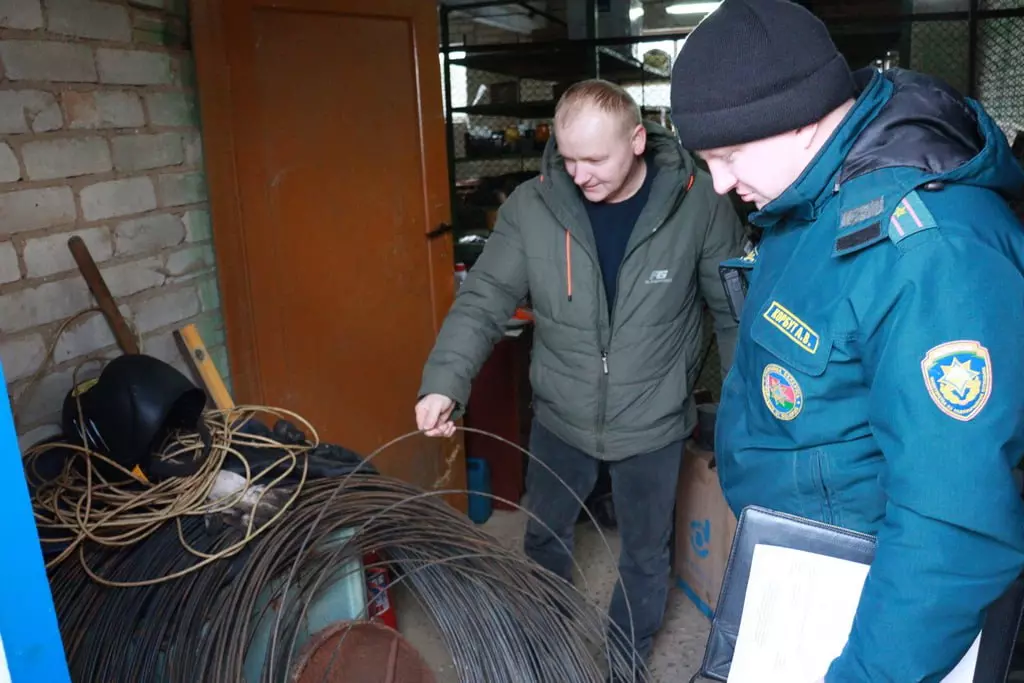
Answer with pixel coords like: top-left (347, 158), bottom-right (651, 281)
top-left (415, 79), bottom-right (744, 669)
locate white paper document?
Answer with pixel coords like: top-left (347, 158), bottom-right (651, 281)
top-left (0, 633), bottom-right (10, 683)
top-left (726, 544), bottom-right (981, 683)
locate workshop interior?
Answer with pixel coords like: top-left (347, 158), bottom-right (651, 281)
top-left (1, 0), bottom-right (1024, 681)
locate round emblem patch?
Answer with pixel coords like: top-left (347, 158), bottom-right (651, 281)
top-left (761, 364), bottom-right (803, 421)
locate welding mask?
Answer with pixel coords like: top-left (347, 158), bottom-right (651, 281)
top-left (61, 354), bottom-right (210, 481)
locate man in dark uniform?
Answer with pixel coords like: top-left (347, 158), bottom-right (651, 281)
top-left (670, 1), bottom-right (1024, 681)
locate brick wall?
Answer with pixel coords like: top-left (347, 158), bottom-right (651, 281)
top-left (0, 0), bottom-right (227, 448)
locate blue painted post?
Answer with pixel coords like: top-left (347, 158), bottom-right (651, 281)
top-left (0, 360), bottom-right (71, 682)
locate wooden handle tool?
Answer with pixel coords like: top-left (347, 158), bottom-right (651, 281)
top-left (67, 235), bottom-right (139, 355)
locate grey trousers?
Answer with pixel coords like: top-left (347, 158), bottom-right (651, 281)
top-left (522, 419), bottom-right (684, 670)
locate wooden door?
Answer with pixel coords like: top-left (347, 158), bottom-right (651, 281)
top-left (190, 0), bottom-right (465, 507)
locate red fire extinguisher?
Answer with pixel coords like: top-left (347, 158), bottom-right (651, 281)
top-left (364, 551), bottom-right (398, 630)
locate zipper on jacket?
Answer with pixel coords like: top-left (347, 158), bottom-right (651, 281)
top-left (564, 229), bottom-right (573, 301)
top-left (562, 224), bottom-right (611, 455)
top-left (583, 174), bottom-right (691, 456)
top-left (596, 349), bottom-right (609, 455)
top-left (595, 221), bottom-right (661, 454)
top-left (813, 450), bottom-right (835, 525)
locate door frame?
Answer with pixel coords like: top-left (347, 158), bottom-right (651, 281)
top-left (188, 0), bottom-right (465, 505)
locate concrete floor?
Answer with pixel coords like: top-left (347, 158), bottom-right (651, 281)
top-left (395, 508), bottom-right (711, 683)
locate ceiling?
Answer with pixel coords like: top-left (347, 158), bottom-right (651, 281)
top-left (634, 0), bottom-right (908, 32)
top-left (441, 0), bottom-right (908, 38)
top-left (441, 0), bottom-right (906, 72)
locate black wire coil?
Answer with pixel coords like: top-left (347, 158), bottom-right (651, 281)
top-left (40, 417), bottom-right (654, 683)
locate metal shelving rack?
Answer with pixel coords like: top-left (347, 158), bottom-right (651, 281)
top-left (439, 0), bottom-right (1024, 210)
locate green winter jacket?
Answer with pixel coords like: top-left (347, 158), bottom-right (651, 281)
top-left (419, 122), bottom-right (744, 460)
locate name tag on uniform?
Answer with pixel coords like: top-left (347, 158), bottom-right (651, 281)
top-left (763, 302), bottom-right (820, 355)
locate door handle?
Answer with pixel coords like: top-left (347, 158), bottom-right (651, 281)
top-left (427, 222), bottom-right (453, 239)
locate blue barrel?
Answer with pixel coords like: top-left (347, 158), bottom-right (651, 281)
top-left (466, 458), bottom-right (492, 524)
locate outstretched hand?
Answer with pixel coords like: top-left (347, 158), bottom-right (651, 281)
top-left (415, 393), bottom-right (456, 438)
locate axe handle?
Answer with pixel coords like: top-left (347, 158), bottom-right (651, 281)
top-left (68, 235), bottom-right (140, 355)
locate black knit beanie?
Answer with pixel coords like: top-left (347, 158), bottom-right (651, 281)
top-left (670, 0), bottom-right (857, 151)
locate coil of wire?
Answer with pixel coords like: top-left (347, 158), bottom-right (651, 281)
top-left (29, 408), bottom-right (652, 683)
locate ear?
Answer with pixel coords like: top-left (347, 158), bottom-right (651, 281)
top-left (794, 122), bottom-right (818, 150)
top-left (631, 124), bottom-right (647, 155)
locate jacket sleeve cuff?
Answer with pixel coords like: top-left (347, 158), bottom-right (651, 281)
top-left (418, 370), bottom-right (471, 419)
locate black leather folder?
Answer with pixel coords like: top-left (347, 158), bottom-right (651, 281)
top-left (696, 506), bottom-right (1024, 683)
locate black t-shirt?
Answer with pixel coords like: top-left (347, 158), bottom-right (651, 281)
top-left (583, 160), bottom-right (656, 311)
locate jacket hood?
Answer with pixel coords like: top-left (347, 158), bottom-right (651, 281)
top-left (754, 67), bottom-right (1024, 227)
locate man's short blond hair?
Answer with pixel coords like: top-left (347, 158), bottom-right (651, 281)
top-left (554, 79), bottom-right (643, 133)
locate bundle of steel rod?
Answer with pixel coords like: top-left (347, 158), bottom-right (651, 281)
top-left (47, 473), bottom-right (650, 682)
top-left (234, 474), bottom-right (650, 683)
top-left (32, 411), bottom-right (650, 682)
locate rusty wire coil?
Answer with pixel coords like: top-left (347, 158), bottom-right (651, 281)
top-left (42, 415), bottom-right (653, 683)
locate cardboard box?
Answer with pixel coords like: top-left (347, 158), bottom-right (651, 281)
top-left (674, 442), bottom-right (738, 618)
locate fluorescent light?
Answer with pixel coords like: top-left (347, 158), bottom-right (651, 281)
top-left (665, 1), bottom-right (722, 15)
top-left (629, 7), bottom-right (645, 20)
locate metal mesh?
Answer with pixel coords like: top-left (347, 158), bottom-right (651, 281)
top-left (908, 20), bottom-right (971, 95)
top-left (696, 310), bottom-right (724, 403)
top-left (980, 0), bottom-right (1024, 10)
top-left (975, 3), bottom-right (1024, 223)
top-left (976, 15), bottom-right (1024, 136)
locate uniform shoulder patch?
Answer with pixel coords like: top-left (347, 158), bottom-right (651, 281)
top-left (840, 197), bottom-right (885, 228)
top-left (833, 193), bottom-right (889, 257)
top-left (888, 190), bottom-right (938, 244)
top-left (920, 340), bottom-right (992, 421)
